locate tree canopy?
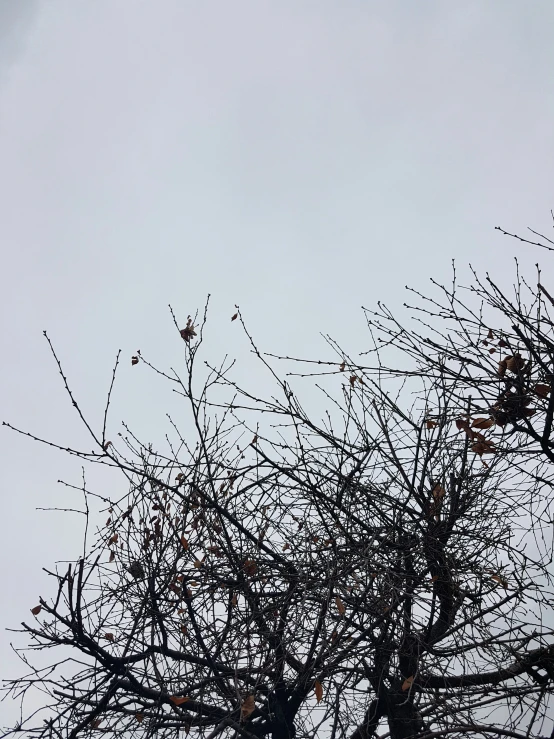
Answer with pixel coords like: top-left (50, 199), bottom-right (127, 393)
top-left (3, 223), bottom-right (554, 739)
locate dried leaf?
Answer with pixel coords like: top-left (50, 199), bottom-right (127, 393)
top-left (103, 441), bottom-right (112, 451)
top-left (243, 559), bottom-right (257, 576)
top-left (471, 440), bottom-right (496, 456)
top-left (282, 542), bottom-right (290, 551)
top-left (31, 605), bottom-right (42, 615)
top-left (349, 375), bottom-right (357, 387)
top-left (335, 596), bottom-right (346, 616)
top-left (180, 535), bottom-right (189, 550)
top-left (315, 680), bottom-right (323, 703)
top-left (498, 359), bottom-right (507, 377)
top-left (487, 328), bottom-right (494, 340)
top-left (180, 318), bottom-right (197, 343)
top-left (104, 633), bottom-right (114, 642)
top-left (251, 434), bottom-right (258, 446)
top-left (109, 550), bottom-right (115, 563)
top-left (535, 383), bottom-right (551, 398)
top-left (401, 676), bottom-right (415, 692)
top-left (193, 559), bottom-right (202, 569)
top-left (108, 533), bottom-right (118, 545)
top-left (505, 354), bottom-right (525, 373)
top-left (231, 313), bottom-right (238, 321)
top-left (232, 593), bottom-right (238, 607)
top-left (432, 484), bottom-right (445, 503)
top-left (426, 420), bottom-right (437, 429)
top-left (91, 719), bottom-right (102, 729)
top-left (169, 695), bottom-right (190, 705)
top-left (471, 418), bottom-right (495, 429)
top-left (491, 574), bottom-right (509, 589)
top-left (135, 713), bottom-right (144, 723)
top-left (131, 356), bottom-right (139, 366)
top-left (339, 361), bottom-right (345, 372)
top-left (241, 694), bottom-right (256, 721)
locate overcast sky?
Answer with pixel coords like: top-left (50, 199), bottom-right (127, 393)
top-left (1, 0), bottom-right (553, 726)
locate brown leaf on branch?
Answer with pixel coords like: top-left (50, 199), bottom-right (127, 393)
top-left (471, 418), bottom-right (495, 429)
top-left (243, 559), bottom-right (257, 576)
top-left (491, 574), bottom-right (509, 589)
top-left (169, 695), bottom-right (190, 705)
top-left (231, 313), bottom-right (238, 321)
top-left (135, 713), bottom-right (144, 722)
top-left (335, 596), bottom-right (346, 616)
top-left (180, 535), bottom-right (189, 550)
top-left (315, 680), bottom-right (323, 703)
top-left (339, 361), bottom-right (345, 372)
top-left (31, 605), bottom-right (42, 615)
top-left (472, 439), bottom-right (496, 456)
top-left (104, 633), bottom-right (114, 642)
top-left (180, 318), bottom-right (197, 343)
top-left (131, 356), bottom-right (139, 366)
top-left (402, 676), bottom-right (415, 691)
top-left (241, 694), bottom-right (256, 721)
top-left (505, 354), bottom-right (525, 373)
top-left (535, 383), bottom-right (551, 398)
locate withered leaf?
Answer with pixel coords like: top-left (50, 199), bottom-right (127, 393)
top-left (471, 418), bottom-right (495, 429)
top-left (535, 383), bottom-right (551, 398)
top-left (471, 440), bottom-right (496, 456)
top-left (491, 574), bottom-right (509, 589)
top-left (401, 676), bottom-right (415, 692)
top-left (131, 356), bottom-right (139, 366)
top-left (103, 441), bottom-right (112, 451)
top-left (104, 633), bottom-right (114, 642)
top-left (180, 535), bottom-right (189, 550)
top-left (31, 605), bottom-right (42, 615)
top-left (169, 695), bottom-right (190, 705)
top-left (339, 361), bottom-right (345, 372)
top-left (349, 375), bottom-right (357, 387)
top-left (487, 328), bottom-right (494, 340)
top-left (426, 420), bottom-right (437, 429)
top-left (315, 680), bottom-right (323, 703)
top-left (231, 313), bottom-right (238, 321)
top-left (108, 533), bottom-right (118, 545)
top-left (241, 694), bottom-right (256, 721)
top-left (135, 713), bottom-right (144, 723)
top-left (335, 596), bottom-right (346, 616)
top-left (180, 318), bottom-right (197, 343)
top-left (432, 484), bottom-right (445, 503)
top-left (505, 354), bottom-right (525, 373)
top-left (109, 550), bottom-right (115, 563)
top-left (243, 559), bottom-right (257, 576)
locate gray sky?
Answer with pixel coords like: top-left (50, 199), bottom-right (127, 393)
top-left (1, 0), bottom-right (553, 725)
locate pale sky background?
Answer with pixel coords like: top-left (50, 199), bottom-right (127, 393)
top-left (0, 0), bottom-right (553, 727)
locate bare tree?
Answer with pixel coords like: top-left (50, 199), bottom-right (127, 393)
top-left (4, 232), bottom-right (554, 739)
